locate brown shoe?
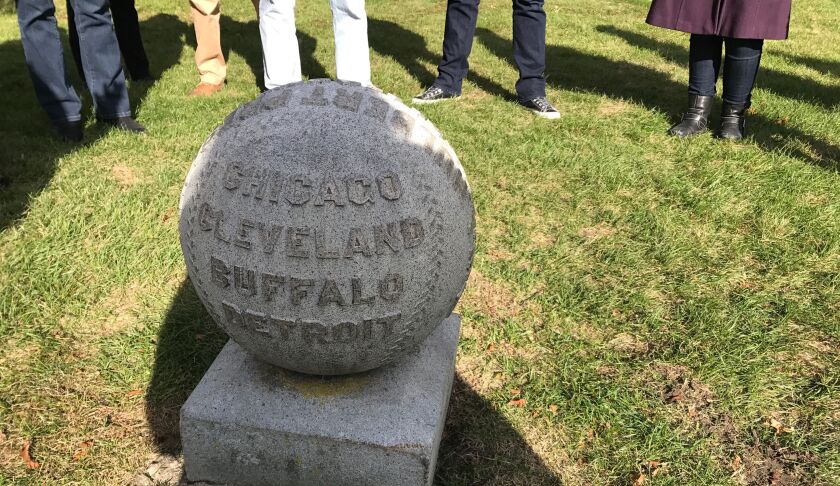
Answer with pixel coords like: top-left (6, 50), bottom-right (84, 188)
top-left (189, 82), bottom-right (223, 97)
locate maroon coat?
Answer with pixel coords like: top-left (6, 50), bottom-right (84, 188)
top-left (646, 0), bottom-right (792, 40)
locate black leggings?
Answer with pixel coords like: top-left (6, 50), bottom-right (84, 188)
top-left (688, 34), bottom-right (764, 105)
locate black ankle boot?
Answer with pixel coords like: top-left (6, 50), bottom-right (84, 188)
top-left (52, 120), bottom-right (83, 142)
top-left (99, 116), bottom-right (146, 133)
top-left (668, 94), bottom-right (714, 137)
top-left (715, 102), bottom-right (749, 140)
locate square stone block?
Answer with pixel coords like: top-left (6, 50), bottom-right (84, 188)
top-left (180, 314), bottom-right (461, 486)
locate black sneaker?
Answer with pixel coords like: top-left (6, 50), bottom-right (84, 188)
top-left (100, 116), bottom-right (146, 133)
top-left (412, 86), bottom-right (459, 104)
top-left (53, 120), bottom-right (83, 142)
top-left (519, 97), bottom-right (560, 119)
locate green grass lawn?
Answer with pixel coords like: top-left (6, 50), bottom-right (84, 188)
top-left (1, 0), bottom-right (838, 484)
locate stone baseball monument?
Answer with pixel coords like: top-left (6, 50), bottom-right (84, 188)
top-left (178, 80), bottom-right (475, 485)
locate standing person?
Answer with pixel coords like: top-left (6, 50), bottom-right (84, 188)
top-left (67, 0), bottom-right (151, 82)
top-left (258, 0), bottom-right (370, 88)
top-left (412, 0), bottom-right (559, 119)
top-left (647, 0), bottom-right (792, 140)
top-left (16, 0), bottom-right (145, 141)
top-left (189, 0), bottom-right (259, 96)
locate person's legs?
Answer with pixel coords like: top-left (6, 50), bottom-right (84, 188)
top-left (668, 34), bottom-right (721, 137)
top-left (110, 0), bottom-right (151, 80)
top-left (66, 0), bottom-right (86, 84)
top-left (259, 0), bottom-right (301, 88)
top-left (717, 37), bottom-right (763, 139)
top-left (721, 38), bottom-right (763, 105)
top-left (688, 34), bottom-right (723, 97)
top-left (435, 0), bottom-right (479, 95)
top-left (330, 0), bottom-right (370, 85)
top-left (68, 0), bottom-right (132, 120)
top-left (15, 0), bottom-right (83, 123)
top-left (191, 0), bottom-right (226, 86)
top-left (511, 0), bottom-right (545, 101)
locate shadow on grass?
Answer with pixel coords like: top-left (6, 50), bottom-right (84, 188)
top-left (146, 280), bottom-right (560, 484)
top-left (0, 13), bottom-right (188, 232)
top-left (367, 17), bottom-right (510, 99)
top-left (778, 52), bottom-right (840, 78)
top-left (474, 27), bottom-right (839, 172)
top-left (596, 25), bottom-right (840, 109)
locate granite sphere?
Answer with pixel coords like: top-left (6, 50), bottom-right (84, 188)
top-left (179, 80), bottom-right (475, 375)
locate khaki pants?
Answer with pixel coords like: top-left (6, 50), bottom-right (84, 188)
top-left (190, 0), bottom-right (259, 84)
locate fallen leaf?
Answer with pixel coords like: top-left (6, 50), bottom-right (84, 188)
top-left (632, 473), bottom-right (647, 486)
top-left (73, 440), bottom-right (93, 460)
top-left (508, 398), bottom-right (527, 408)
top-left (647, 461), bottom-right (667, 477)
top-left (509, 388), bottom-right (521, 396)
top-left (127, 388), bottom-right (143, 397)
top-left (548, 404), bottom-right (558, 414)
top-left (769, 417), bottom-right (793, 434)
top-left (21, 441), bottom-right (39, 469)
top-left (731, 455), bottom-right (743, 471)
top-left (486, 343), bottom-right (495, 353)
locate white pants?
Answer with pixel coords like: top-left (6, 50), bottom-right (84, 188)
top-left (259, 0), bottom-right (371, 88)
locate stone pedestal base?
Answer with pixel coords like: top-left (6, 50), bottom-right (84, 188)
top-left (180, 315), bottom-right (460, 486)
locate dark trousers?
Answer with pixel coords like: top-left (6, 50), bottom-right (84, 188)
top-left (688, 34), bottom-right (764, 106)
top-left (67, 0), bottom-right (150, 81)
top-left (435, 0), bottom-right (547, 101)
top-left (16, 0), bottom-right (131, 122)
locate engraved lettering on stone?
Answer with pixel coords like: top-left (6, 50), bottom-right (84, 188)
top-left (332, 88), bottom-right (363, 112)
top-left (290, 278), bottom-right (314, 305)
top-left (347, 176), bottom-right (373, 205)
top-left (378, 274), bottom-right (404, 301)
top-left (210, 256), bottom-right (230, 288)
top-left (234, 219), bottom-right (257, 250)
top-left (363, 96), bottom-right (389, 121)
top-left (344, 228), bottom-right (373, 257)
top-left (198, 202), bottom-right (219, 231)
top-left (287, 175), bottom-right (312, 205)
top-left (390, 110), bottom-right (415, 136)
top-left (401, 217), bottom-right (425, 248)
top-left (352, 278), bottom-right (375, 306)
top-left (318, 279), bottom-right (347, 307)
top-left (376, 172), bottom-right (402, 200)
top-left (234, 265), bottom-right (257, 296)
top-left (258, 223), bottom-right (283, 255)
top-left (262, 89), bottom-right (291, 109)
top-left (373, 222), bottom-right (402, 255)
top-left (286, 227), bottom-right (311, 258)
top-left (313, 176), bottom-right (347, 207)
top-left (244, 309), bottom-right (270, 335)
top-left (315, 229), bottom-right (340, 259)
top-left (301, 85), bottom-right (329, 106)
top-left (261, 272), bottom-right (284, 301)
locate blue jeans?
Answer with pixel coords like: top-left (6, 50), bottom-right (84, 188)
top-left (435, 0), bottom-right (547, 102)
top-left (16, 0), bottom-right (131, 123)
top-left (688, 34), bottom-right (764, 106)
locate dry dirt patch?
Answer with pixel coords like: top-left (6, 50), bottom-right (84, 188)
top-left (578, 223), bottom-right (615, 240)
top-left (112, 165), bottom-right (141, 186)
top-left (654, 364), bottom-right (817, 486)
top-left (458, 270), bottom-right (522, 322)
